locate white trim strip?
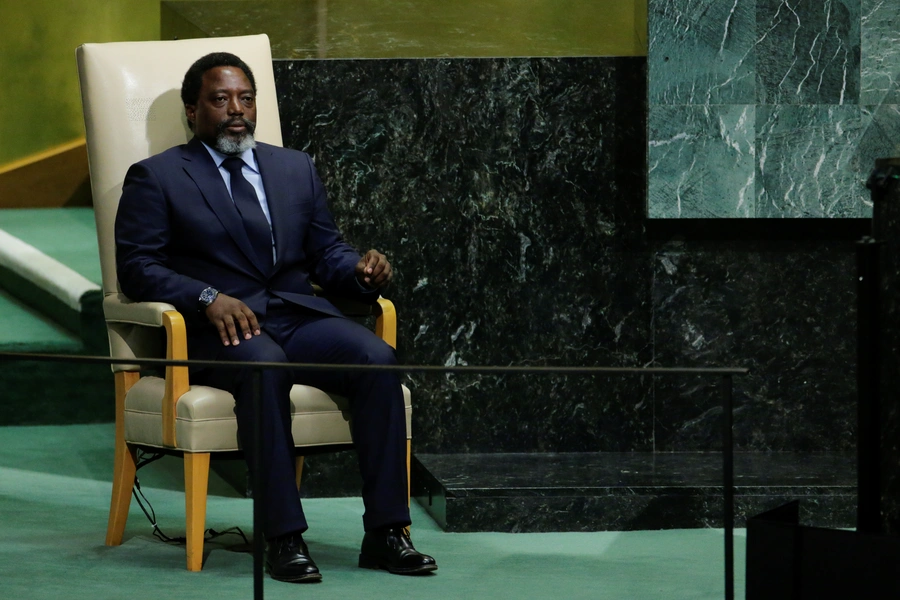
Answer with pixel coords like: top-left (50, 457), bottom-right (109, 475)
top-left (0, 228), bottom-right (100, 312)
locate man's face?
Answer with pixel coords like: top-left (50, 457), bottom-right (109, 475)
top-left (185, 66), bottom-right (257, 155)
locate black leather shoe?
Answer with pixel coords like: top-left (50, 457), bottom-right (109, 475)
top-left (358, 527), bottom-right (437, 575)
top-left (266, 533), bottom-right (322, 583)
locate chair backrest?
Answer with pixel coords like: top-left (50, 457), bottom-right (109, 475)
top-left (76, 34), bottom-right (283, 298)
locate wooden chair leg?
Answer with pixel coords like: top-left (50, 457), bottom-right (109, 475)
top-left (106, 439), bottom-right (137, 546)
top-left (184, 452), bottom-right (210, 572)
top-left (295, 455), bottom-right (305, 491)
top-left (107, 371), bottom-right (140, 546)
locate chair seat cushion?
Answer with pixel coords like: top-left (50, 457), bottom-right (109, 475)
top-left (124, 376), bottom-right (411, 452)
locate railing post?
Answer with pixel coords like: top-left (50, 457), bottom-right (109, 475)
top-left (253, 367), bottom-right (265, 600)
top-left (723, 374), bottom-right (734, 600)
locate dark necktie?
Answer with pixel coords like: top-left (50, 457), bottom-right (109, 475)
top-left (222, 156), bottom-right (273, 270)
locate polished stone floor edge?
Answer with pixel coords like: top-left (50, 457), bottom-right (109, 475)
top-left (413, 452), bottom-right (856, 532)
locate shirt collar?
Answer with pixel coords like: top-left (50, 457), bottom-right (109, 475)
top-left (200, 140), bottom-right (259, 173)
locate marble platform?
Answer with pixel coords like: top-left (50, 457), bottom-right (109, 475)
top-left (412, 452), bottom-right (856, 532)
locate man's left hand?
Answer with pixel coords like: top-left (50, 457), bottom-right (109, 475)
top-left (356, 249), bottom-right (393, 289)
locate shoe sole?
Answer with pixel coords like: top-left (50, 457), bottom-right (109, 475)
top-left (266, 563), bottom-right (323, 583)
top-left (358, 554), bottom-right (438, 575)
top-left (269, 572), bottom-right (323, 583)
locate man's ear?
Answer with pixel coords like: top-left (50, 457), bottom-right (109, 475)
top-left (184, 104), bottom-right (196, 129)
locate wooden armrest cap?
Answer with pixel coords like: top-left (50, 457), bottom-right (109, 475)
top-left (103, 294), bottom-right (178, 326)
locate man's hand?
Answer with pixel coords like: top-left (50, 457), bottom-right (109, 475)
top-left (355, 249), bottom-right (393, 289)
top-left (205, 293), bottom-right (261, 346)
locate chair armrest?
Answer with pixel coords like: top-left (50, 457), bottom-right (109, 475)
top-left (374, 298), bottom-right (397, 349)
top-left (108, 290), bottom-right (394, 447)
top-left (103, 294), bottom-right (188, 447)
top-left (162, 310), bottom-right (189, 448)
top-left (103, 293), bottom-right (177, 326)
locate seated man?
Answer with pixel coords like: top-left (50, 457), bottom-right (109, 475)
top-left (114, 51), bottom-right (436, 583)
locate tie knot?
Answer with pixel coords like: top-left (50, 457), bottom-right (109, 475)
top-left (222, 156), bottom-right (245, 175)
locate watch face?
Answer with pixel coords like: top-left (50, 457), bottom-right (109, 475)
top-left (200, 288), bottom-right (218, 306)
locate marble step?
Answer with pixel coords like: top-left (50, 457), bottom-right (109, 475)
top-left (411, 452), bottom-right (856, 533)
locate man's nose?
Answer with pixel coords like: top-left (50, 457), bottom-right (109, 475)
top-left (227, 97), bottom-right (243, 114)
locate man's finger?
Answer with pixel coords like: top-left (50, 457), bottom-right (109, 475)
top-left (234, 312), bottom-right (253, 340)
top-left (245, 308), bottom-right (261, 336)
top-left (214, 320), bottom-right (231, 346)
top-left (365, 251), bottom-right (379, 273)
top-left (223, 316), bottom-right (240, 346)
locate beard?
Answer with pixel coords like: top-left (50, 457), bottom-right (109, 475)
top-left (214, 117), bottom-right (257, 155)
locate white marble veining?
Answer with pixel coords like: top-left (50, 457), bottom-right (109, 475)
top-left (649, 0), bottom-right (877, 218)
top-left (861, 0), bottom-right (900, 105)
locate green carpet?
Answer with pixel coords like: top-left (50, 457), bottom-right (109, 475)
top-left (0, 209), bottom-right (113, 424)
top-left (0, 208), bottom-right (102, 285)
top-left (0, 424), bottom-right (747, 599)
top-left (0, 287), bottom-right (82, 353)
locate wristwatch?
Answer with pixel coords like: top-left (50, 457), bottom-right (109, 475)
top-left (198, 286), bottom-right (219, 309)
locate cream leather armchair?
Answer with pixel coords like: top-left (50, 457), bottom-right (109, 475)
top-left (76, 34), bottom-right (411, 572)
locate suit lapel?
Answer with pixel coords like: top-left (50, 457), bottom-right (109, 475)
top-left (180, 137), bottom-right (266, 275)
top-left (255, 143), bottom-right (289, 269)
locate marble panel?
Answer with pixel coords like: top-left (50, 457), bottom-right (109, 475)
top-left (649, 105), bottom-right (756, 218)
top-left (756, 0), bottom-right (860, 105)
top-left (648, 0), bottom-right (757, 105)
top-left (651, 241), bottom-right (857, 452)
top-left (274, 57), bottom-right (653, 454)
top-left (858, 104), bottom-right (900, 183)
top-left (861, 0), bottom-right (900, 105)
top-left (756, 105), bottom-right (870, 218)
top-left (872, 171), bottom-right (900, 536)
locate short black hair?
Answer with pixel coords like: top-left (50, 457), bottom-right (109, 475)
top-left (180, 52), bottom-right (257, 106)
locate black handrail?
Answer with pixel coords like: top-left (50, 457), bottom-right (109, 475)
top-left (0, 351), bottom-right (746, 600)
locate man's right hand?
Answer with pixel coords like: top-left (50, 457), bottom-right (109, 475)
top-left (205, 293), bottom-right (260, 346)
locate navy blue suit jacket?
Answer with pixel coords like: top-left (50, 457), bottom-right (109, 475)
top-left (115, 136), bottom-right (378, 359)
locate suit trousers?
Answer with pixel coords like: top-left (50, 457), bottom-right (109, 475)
top-left (192, 298), bottom-right (411, 539)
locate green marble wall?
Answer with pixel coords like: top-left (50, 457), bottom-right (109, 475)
top-left (0, 0), bottom-right (159, 166)
top-left (161, 0), bottom-right (647, 58)
top-left (648, 0), bottom-right (900, 219)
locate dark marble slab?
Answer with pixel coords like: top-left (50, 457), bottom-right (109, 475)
top-left (413, 452), bottom-right (856, 532)
top-left (872, 159), bottom-right (900, 536)
top-left (651, 240), bottom-right (858, 452)
top-left (274, 57), bottom-right (653, 454)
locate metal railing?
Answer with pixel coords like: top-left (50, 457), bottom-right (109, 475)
top-left (0, 351), bottom-right (747, 600)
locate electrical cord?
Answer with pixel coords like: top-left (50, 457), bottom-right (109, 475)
top-left (133, 449), bottom-right (250, 547)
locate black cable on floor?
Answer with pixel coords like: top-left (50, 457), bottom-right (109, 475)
top-left (132, 449), bottom-right (250, 547)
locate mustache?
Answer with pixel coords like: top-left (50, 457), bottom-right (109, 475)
top-left (217, 117), bottom-right (256, 134)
